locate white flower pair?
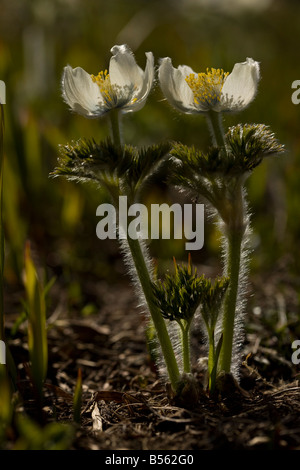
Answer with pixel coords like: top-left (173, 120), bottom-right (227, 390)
top-left (62, 44), bottom-right (260, 119)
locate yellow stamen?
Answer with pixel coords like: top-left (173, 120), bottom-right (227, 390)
top-left (91, 69), bottom-right (114, 104)
top-left (91, 69), bottom-right (137, 108)
top-left (185, 68), bottom-right (229, 106)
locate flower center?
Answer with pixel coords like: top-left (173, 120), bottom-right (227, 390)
top-left (91, 70), bottom-right (115, 105)
top-left (185, 68), bottom-right (229, 107)
top-left (91, 70), bottom-right (137, 108)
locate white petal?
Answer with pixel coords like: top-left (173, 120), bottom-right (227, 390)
top-left (62, 65), bottom-right (104, 117)
top-left (123, 51), bottom-right (155, 113)
top-left (109, 44), bottom-right (144, 92)
top-left (158, 58), bottom-right (195, 113)
top-left (220, 58), bottom-right (260, 112)
top-left (178, 64), bottom-right (196, 79)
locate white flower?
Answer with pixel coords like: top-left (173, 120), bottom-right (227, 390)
top-left (62, 45), bottom-right (154, 118)
top-left (158, 57), bottom-right (260, 114)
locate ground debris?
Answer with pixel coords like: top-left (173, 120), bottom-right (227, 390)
top-left (6, 274), bottom-right (300, 450)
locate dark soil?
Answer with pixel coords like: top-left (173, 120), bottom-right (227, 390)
top-left (4, 256), bottom-right (300, 450)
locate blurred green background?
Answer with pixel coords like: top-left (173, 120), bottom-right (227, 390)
top-left (0, 0), bottom-right (299, 308)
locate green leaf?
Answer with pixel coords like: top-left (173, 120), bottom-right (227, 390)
top-left (170, 124), bottom-right (284, 184)
top-left (225, 123), bottom-right (285, 173)
top-left (209, 333), bottom-right (223, 394)
top-left (152, 257), bottom-right (208, 324)
top-left (200, 276), bottom-right (230, 332)
top-left (51, 137), bottom-right (130, 187)
top-left (52, 138), bottom-right (172, 200)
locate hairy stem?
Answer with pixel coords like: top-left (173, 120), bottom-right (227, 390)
top-left (219, 221), bottom-right (244, 374)
top-left (109, 109), bottom-right (122, 148)
top-left (213, 176), bottom-right (246, 375)
top-left (109, 109), bottom-right (180, 390)
top-left (206, 110), bottom-right (226, 148)
top-left (126, 237), bottom-right (180, 389)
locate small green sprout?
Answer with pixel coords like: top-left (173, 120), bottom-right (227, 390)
top-left (153, 257), bottom-right (229, 393)
top-left (152, 256), bottom-right (204, 375)
top-left (198, 276), bottom-right (229, 393)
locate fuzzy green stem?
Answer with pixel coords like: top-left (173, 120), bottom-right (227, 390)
top-left (219, 228), bottom-right (243, 374)
top-left (108, 107), bottom-right (180, 389)
top-left (180, 322), bottom-right (191, 374)
top-left (109, 110), bottom-right (122, 148)
top-left (126, 237), bottom-right (180, 390)
top-left (206, 111), bottom-right (225, 148)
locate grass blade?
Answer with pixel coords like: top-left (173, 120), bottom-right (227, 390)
top-left (24, 242), bottom-right (48, 404)
top-left (73, 368), bottom-right (82, 424)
